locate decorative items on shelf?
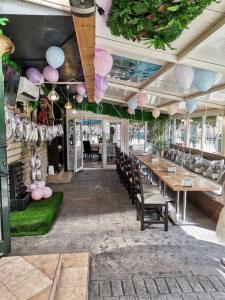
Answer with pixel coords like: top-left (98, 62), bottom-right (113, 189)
top-left (30, 153), bottom-right (42, 182)
top-left (5, 106), bottom-right (63, 144)
top-left (107, 0), bottom-right (217, 50)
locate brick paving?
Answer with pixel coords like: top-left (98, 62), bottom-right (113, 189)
top-left (89, 276), bottom-right (225, 300)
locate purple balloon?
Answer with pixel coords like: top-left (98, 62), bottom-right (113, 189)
top-left (95, 74), bottom-right (108, 92)
top-left (26, 68), bottom-right (44, 84)
top-left (76, 83), bottom-right (86, 96)
top-left (43, 66), bottom-right (59, 83)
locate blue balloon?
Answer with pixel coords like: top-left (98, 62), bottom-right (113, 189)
top-left (186, 100), bottom-right (198, 114)
top-left (128, 99), bottom-right (137, 110)
top-left (193, 69), bottom-right (216, 92)
top-left (46, 46), bottom-right (65, 69)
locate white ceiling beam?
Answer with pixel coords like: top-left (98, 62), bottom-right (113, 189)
top-left (178, 15), bottom-right (225, 60)
top-left (189, 82), bottom-right (225, 99)
top-left (23, 0), bottom-right (71, 11)
top-left (124, 62), bottom-right (174, 102)
top-left (157, 100), bottom-right (179, 109)
top-left (103, 96), bottom-right (157, 110)
top-left (107, 81), bottom-right (183, 101)
top-left (96, 36), bottom-right (225, 73)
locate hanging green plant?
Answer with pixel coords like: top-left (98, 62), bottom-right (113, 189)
top-left (107, 0), bottom-right (218, 50)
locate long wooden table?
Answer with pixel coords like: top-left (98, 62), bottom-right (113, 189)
top-left (135, 154), bottom-right (220, 224)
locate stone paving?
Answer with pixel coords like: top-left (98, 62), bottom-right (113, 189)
top-left (89, 276), bottom-right (225, 300)
top-left (10, 170), bottom-right (225, 300)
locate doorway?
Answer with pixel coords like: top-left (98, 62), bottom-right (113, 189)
top-left (82, 119), bottom-right (103, 169)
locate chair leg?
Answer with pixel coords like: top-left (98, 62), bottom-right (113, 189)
top-left (141, 205), bottom-right (144, 231)
top-left (164, 202), bottom-right (168, 232)
top-left (156, 207), bottom-right (160, 220)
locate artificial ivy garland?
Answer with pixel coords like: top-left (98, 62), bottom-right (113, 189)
top-left (108, 0), bottom-right (218, 50)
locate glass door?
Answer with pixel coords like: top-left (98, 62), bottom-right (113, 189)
top-left (103, 120), bottom-right (123, 168)
top-left (74, 120), bottom-right (83, 172)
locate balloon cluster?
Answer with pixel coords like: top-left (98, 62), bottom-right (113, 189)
top-left (26, 46), bottom-right (65, 84)
top-left (127, 93), bottom-right (149, 115)
top-left (94, 49), bottom-right (113, 104)
top-left (27, 181), bottom-right (53, 201)
top-left (70, 83), bottom-right (87, 104)
top-left (174, 65), bottom-right (217, 115)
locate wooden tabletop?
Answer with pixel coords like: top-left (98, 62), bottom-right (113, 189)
top-left (135, 154), bottom-right (220, 193)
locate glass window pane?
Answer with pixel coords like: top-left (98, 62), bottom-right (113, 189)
top-left (175, 119), bottom-right (185, 145)
top-left (204, 115), bottom-right (222, 153)
top-left (129, 121), bottom-right (145, 153)
top-left (189, 117), bottom-right (202, 149)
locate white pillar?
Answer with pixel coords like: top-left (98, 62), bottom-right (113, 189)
top-left (201, 114), bottom-right (206, 152)
top-left (184, 115), bottom-right (190, 147)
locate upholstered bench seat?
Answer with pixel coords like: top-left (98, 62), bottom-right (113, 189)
top-left (137, 193), bottom-right (167, 205)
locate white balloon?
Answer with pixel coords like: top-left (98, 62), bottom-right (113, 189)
top-left (168, 104), bottom-right (178, 116)
top-left (174, 65), bottom-right (194, 90)
top-left (46, 46), bottom-right (65, 69)
top-left (152, 109), bottom-right (160, 119)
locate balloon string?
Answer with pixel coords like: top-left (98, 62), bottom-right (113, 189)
top-left (112, 105), bottom-right (123, 119)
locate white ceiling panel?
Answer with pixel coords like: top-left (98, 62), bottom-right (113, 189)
top-left (187, 24), bottom-right (225, 67)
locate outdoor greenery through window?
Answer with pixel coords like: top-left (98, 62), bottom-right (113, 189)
top-left (189, 117), bottom-right (202, 150)
top-left (175, 119), bottom-right (185, 145)
top-left (204, 115), bottom-right (222, 153)
top-left (129, 121), bottom-right (145, 153)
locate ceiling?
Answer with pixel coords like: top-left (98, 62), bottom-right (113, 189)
top-left (3, 13), bottom-right (83, 82)
top-left (3, 0), bottom-right (225, 115)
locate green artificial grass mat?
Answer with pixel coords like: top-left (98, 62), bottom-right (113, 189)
top-left (10, 192), bottom-right (63, 237)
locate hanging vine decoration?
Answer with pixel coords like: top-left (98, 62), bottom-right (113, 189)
top-left (107, 0), bottom-right (218, 50)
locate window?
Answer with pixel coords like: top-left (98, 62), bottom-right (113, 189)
top-left (129, 121), bottom-right (145, 153)
top-left (175, 119), bottom-right (185, 145)
top-left (204, 115), bottom-right (222, 153)
top-left (189, 117), bottom-right (202, 149)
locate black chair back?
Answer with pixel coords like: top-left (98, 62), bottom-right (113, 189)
top-left (83, 141), bottom-right (92, 154)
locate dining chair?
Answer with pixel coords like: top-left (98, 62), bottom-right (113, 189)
top-left (133, 163), bottom-right (169, 231)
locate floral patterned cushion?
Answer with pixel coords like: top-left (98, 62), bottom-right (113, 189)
top-left (217, 169), bottom-right (225, 185)
top-left (203, 160), bottom-right (224, 181)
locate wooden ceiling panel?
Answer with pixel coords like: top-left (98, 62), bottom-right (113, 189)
top-left (73, 15), bottom-right (95, 102)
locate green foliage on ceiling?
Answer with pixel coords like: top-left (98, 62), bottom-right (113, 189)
top-left (107, 0), bottom-right (217, 50)
top-left (0, 17), bottom-right (22, 73)
top-left (71, 100), bottom-right (168, 122)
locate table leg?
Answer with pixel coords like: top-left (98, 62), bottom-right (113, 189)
top-left (159, 178), bottom-right (161, 191)
top-left (182, 191), bottom-right (187, 222)
top-left (176, 191), bottom-right (180, 218)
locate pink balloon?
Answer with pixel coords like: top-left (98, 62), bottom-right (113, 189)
top-left (43, 66), bottom-right (59, 83)
top-left (128, 107), bottom-right (135, 115)
top-left (76, 83), bottom-right (86, 96)
top-left (76, 94), bottom-right (83, 103)
top-left (95, 98), bottom-right (102, 105)
top-left (27, 183), bottom-right (36, 192)
top-left (26, 68), bottom-right (44, 84)
top-left (94, 49), bottom-right (113, 76)
top-left (95, 74), bottom-right (108, 92)
top-left (174, 65), bottom-right (194, 90)
top-left (35, 181), bottom-right (46, 189)
top-left (43, 186), bottom-right (52, 199)
top-left (137, 93), bottom-right (148, 106)
top-left (31, 188), bottom-right (43, 201)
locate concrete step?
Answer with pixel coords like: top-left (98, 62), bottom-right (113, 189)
top-left (46, 169), bottom-right (73, 184)
top-left (55, 252), bottom-right (90, 300)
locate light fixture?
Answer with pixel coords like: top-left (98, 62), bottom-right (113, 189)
top-left (69, 0), bottom-right (95, 17)
top-left (64, 84), bottom-right (72, 109)
top-left (96, 3), bottom-right (105, 16)
top-left (65, 101), bottom-right (72, 109)
top-left (48, 86), bottom-right (59, 101)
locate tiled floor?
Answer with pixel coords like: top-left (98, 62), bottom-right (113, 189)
top-left (0, 253), bottom-right (89, 300)
top-left (11, 170), bottom-right (225, 300)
